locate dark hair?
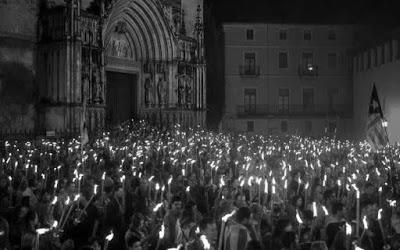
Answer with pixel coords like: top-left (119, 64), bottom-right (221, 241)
top-left (323, 189), bottom-right (334, 201)
top-left (361, 199), bottom-right (375, 211)
top-left (126, 234), bottom-right (140, 248)
top-left (291, 195), bottom-right (303, 207)
top-left (172, 195), bottom-right (182, 204)
top-left (332, 202), bottom-right (344, 215)
top-left (199, 217), bottom-right (214, 231)
top-left (245, 240), bottom-right (262, 250)
top-left (25, 209), bottom-right (37, 224)
top-left (273, 218), bottom-right (291, 238)
top-left (130, 213), bottom-right (144, 228)
top-left (236, 207), bottom-right (251, 223)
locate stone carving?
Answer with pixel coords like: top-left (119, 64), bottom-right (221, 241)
top-left (144, 77), bottom-right (153, 107)
top-left (177, 77), bottom-right (185, 106)
top-left (185, 77), bottom-right (192, 107)
top-left (107, 22), bottom-right (133, 59)
top-left (156, 75), bottom-right (168, 106)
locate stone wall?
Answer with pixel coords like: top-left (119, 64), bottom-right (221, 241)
top-left (0, 0), bottom-right (38, 131)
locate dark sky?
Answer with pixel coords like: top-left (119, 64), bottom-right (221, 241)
top-left (209, 0), bottom-right (400, 26)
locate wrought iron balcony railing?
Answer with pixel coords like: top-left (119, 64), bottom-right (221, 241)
top-left (237, 104), bottom-right (352, 117)
top-left (239, 65), bottom-right (260, 77)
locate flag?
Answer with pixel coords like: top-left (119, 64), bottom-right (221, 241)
top-left (81, 96), bottom-right (89, 146)
top-left (366, 84), bottom-right (388, 151)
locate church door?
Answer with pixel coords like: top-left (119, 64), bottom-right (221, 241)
top-left (106, 71), bottom-right (138, 126)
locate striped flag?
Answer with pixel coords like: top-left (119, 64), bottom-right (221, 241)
top-left (366, 84), bottom-right (388, 151)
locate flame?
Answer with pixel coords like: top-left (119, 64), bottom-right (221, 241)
top-left (222, 210), bottom-right (236, 222)
top-left (296, 210), bottom-right (303, 224)
top-left (159, 224), bottom-right (165, 239)
top-left (378, 208), bottom-right (383, 220)
top-left (36, 228), bottom-right (50, 235)
top-left (312, 202), bottom-right (317, 217)
top-left (362, 215), bottom-right (368, 229)
top-left (51, 196), bottom-right (58, 205)
top-left (264, 179), bottom-right (268, 193)
top-left (322, 206), bottom-right (329, 216)
top-left (200, 235), bottom-right (211, 250)
top-left (105, 230), bottom-right (114, 241)
top-left (346, 222), bottom-right (352, 235)
top-left (153, 203), bottom-right (163, 212)
top-left (52, 220), bottom-right (58, 228)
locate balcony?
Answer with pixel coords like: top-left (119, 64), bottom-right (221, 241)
top-left (239, 65), bottom-right (260, 77)
top-left (236, 104), bottom-right (352, 118)
top-left (298, 64), bottom-right (318, 77)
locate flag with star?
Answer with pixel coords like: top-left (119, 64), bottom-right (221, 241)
top-left (366, 84), bottom-right (388, 151)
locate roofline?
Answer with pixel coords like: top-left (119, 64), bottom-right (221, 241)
top-left (222, 22), bottom-right (356, 27)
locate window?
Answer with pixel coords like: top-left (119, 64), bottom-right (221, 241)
top-left (302, 52), bottom-right (313, 65)
top-left (281, 121), bottom-right (288, 133)
top-left (374, 48), bottom-right (378, 67)
top-left (278, 88), bottom-right (290, 113)
top-left (388, 41), bottom-right (393, 62)
top-left (328, 88), bottom-right (339, 110)
top-left (328, 53), bottom-right (337, 69)
top-left (381, 45), bottom-right (385, 65)
top-left (279, 52), bottom-right (288, 68)
top-left (305, 121), bottom-right (312, 133)
top-left (247, 121), bottom-right (254, 132)
top-left (304, 30), bottom-right (312, 40)
top-left (244, 88), bottom-right (256, 113)
top-left (246, 29), bottom-right (254, 40)
top-left (279, 30), bottom-right (287, 40)
top-left (244, 52), bottom-right (256, 74)
top-left (328, 30), bottom-right (336, 40)
top-left (367, 50), bottom-right (371, 69)
top-left (303, 88), bottom-right (314, 111)
top-left (328, 121), bottom-right (336, 133)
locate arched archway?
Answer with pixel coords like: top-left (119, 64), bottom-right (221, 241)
top-left (103, 0), bottom-right (177, 125)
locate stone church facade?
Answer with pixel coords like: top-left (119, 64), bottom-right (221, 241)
top-left (0, 0), bottom-right (206, 134)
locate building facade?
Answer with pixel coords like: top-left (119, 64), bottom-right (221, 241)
top-left (353, 35), bottom-right (400, 144)
top-left (222, 23), bottom-right (355, 137)
top-left (0, 0), bottom-right (206, 134)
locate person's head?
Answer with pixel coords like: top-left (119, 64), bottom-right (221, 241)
top-left (365, 183), bottom-right (375, 195)
top-left (0, 176), bottom-right (8, 189)
top-left (129, 213), bottom-right (145, 230)
top-left (273, 218), bottom-right (293, 238)
top-left (199, 217), bottom-right (218, 246)
top-left (291, 195), bottom-right (303, 208)
top-left (245, 240), bottom-right (262, 250)
top-left (331, 202), bottom-right (344, 219)
top-left (104, 178), bottom-right (114, 195)
top-left (313, 185), bottom-right (323, 202)
top-left (234, 192), bottom-right (247, 208)
top-left (236, 207), bottom-right (251, 225)
top-left (25, 209), bottom-right (38, 229)
top-left (126, 235), bottom-right (142, 250)
top-left (171, 195), bottom-right (183, 214)
top-left (391, 211), bottom-right (400, 233)
top-left (323, 189), bottom-right (335, 204)
top-left (361, 199), bottom-right (377, 220)
top-left (41, 192), bottom-right (51, 203)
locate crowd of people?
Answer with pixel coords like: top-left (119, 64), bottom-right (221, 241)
top-left (0, 120), bottom-right (400, 250)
